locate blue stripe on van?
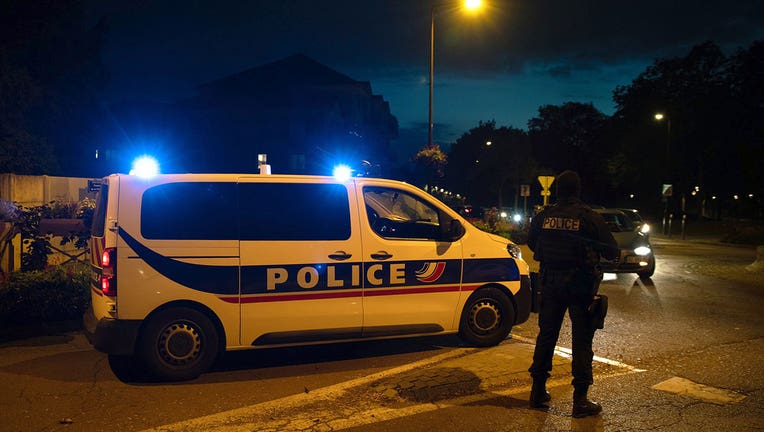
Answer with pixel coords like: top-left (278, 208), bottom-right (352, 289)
top-left (463, 258), bottom-right (520, 284)
top-left (119, 228), bottom-right (521, 297)
top-left (119, 228), bottom-right (239, 295)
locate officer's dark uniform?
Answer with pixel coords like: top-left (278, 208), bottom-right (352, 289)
top-left (527, 170), bottom-right (618, 418)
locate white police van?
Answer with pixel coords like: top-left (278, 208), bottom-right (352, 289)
top-left (83, 173), bottom-right (532, 380)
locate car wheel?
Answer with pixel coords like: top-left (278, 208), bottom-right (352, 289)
top-left (458, 287), bottom-right (515, 347)
top-left (637, 256), bottom-right (656, 279)
top-left (137, 307), bottom-right (220, 381)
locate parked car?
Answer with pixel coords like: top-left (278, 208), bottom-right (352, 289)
top-left (594, 208), bottom-right (655, 279)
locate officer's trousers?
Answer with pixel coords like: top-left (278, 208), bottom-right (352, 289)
top-left (529, 267), bottom-right (597, 387)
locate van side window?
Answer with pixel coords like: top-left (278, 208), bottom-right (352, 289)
top-left (142, 182), bottom-right (238, 240)
top-left (141, 182), bottom-right (351, 241)
top-left (363, 186), bottom-right (441, 240)
top-left (238, 183), bottom-right (351, 241)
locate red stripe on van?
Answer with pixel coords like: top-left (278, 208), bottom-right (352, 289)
top-left (218, 283), bottom-right (493, 304)
top-left (219, 289), bottom-right (363, 304)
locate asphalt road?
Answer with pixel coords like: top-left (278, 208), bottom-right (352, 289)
top-left (1, 235), bottom-right (762, 432)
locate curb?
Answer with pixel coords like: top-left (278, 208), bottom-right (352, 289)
top-left (746, 245), bottom-right (764, 272)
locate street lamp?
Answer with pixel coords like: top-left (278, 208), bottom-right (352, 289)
top-left (429, 0), bottom-right (483, 146)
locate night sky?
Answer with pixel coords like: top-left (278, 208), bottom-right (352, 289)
top-left (91, 0), bottom-right (764, 149)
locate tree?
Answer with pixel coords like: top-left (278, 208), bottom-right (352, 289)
top-left (527, 102), bottom-right (609, 202)
top-left (444, 121), bottom-right (531, 208)
top-left (412, 143), bottom-right (448, 188)
top-left (610, 40), bottom-right (762, 218)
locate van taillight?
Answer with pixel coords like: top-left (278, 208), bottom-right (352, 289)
top-left (101, 248), bottom-right (117, 296)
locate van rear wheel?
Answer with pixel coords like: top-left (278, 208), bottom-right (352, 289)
top-left (138, 307), bottom-right (219, 381)
top-left (459, 287), bottom-right (515, 347)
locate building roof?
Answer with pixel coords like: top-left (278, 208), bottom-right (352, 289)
top-left (198, 54), bottom-right (361, 93)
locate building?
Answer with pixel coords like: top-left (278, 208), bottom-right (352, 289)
top-left (104, 54), bottom-right (398, 176)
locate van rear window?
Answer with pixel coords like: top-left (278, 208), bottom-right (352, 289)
top-left (142, 182), bottom-right (238, 240)
top-left (91, 184), bottom-right (108, 237)
top-left (140, 182), bottom-right (350, 241)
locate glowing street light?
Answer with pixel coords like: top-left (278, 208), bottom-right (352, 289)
top-left (429, 0), bottom-right (484, 147)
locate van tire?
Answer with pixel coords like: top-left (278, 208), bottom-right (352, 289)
top-left (137, 307), bottom-right (219, 381)
top-left (458, 287), bottom-right (515, 347)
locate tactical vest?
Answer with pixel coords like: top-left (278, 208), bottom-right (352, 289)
top-left (534, 202), bottom-right (599, 268)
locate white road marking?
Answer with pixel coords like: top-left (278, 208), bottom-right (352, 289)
top-left (510, 334), bottom-right (647, 372)
top-left (652, 376), bottom-right (747, 405)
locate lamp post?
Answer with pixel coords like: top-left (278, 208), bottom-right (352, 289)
top-left (654, 113), bottom-right (671, 173)
top-left (655, 113), bottom-right (672, 234)
top-left (429, 0), bottom-right (483, 147)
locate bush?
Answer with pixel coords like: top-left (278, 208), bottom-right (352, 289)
top-left (0, 264), bottom-right (90, 326)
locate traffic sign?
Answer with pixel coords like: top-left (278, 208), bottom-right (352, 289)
top-left (520, 184), bottom-right (530, 197)
top-left (538, 175), bottom-right (556, 205)
top-left (537, 176), bottom-right (555, 191)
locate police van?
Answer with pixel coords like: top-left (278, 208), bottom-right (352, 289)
top-left (83, 173), bottom-right (532, 380)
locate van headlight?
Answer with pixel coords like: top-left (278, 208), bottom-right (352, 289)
top-left (634, 246), bottom-right (651, 256)
top-left (507, 244), bottom-right (522, 259)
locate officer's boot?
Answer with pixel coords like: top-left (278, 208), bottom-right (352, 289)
top-left (529, 379), bottom-right (552, 409)
top-left (572, 385), bottom-right (602, 418)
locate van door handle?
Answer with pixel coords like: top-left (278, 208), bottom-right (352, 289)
top-left (370, 251), bottom-right (393, 260)
top-left (328, 251), bottom-right (352, 261)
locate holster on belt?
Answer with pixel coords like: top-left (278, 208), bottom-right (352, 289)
top-left (588, 294), bottom-right (608, 329)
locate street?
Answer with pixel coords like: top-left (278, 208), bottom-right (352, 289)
top-left (1, 235), bottom-right (763, 432)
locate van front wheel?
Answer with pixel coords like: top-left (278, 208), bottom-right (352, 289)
top-left (138, 307), bottom-right (219, 381)
top-left (459, 287), bottom-right (515, 347)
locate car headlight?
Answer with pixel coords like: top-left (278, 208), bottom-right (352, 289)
top-left (640, 223), bottom-right (651, 234)
top-left (507, 244), bottom-right (522, 259)
top-left (634, 246), bottom-right (651, 256)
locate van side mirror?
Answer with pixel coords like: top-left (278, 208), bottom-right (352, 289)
top-left (443, 218), bottom-right (465, 242)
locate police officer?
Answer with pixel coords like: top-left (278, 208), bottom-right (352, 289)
top-left (527, 170), bottom-right (619, 418)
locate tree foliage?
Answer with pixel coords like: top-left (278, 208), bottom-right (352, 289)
top-left (610, 40), bottom-right (763, 217)
top-left (0, 0), bottom-right (108, 175)
top-left (444, 121), bottom-right (532, 208)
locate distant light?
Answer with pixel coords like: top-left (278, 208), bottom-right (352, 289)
top-left (654, 113), bottom-right (665, 120)
top-left (500, 211), bottom-right (507, 219)
top-left (513, 214), bottom-right (522, 223)
top-left (749, 194), bottom-right (755, 198)
top-left (129, 156), bottom-right (159, 178)
top-left (734, 195), bottom-right (739, 200)
top-left (485, 141), bottom-right (492, 146)
top-left (332, 164), bottom-right (353, 181)
top-left (629, 194), bottom-right (635, 199)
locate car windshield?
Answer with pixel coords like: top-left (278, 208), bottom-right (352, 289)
top-left (600, 212), bottom-right (635, 232)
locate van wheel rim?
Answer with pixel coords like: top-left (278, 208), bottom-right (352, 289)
top-left (158, 323), bottom-right (201, 365)
top-left (469, 300), bottom-right (501, 333)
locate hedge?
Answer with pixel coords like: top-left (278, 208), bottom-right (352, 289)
top-left (0, 264), bottom-right (90, 330)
